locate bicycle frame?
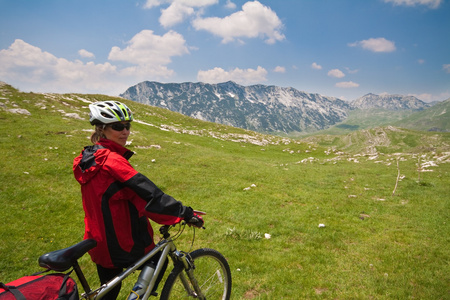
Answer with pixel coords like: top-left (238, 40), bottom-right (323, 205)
top-left (38, 215), bottom-right (218, 300)
top-left (76, 224), bottom-right (207, 300)
top-left (80, 235), bottom-right (173, 299)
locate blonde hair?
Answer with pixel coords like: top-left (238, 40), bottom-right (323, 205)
top-left (90, 125), bottom-right (106, 144)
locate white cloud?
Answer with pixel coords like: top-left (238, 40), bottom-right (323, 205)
top-left (336, 81), bottom-right (359, 88)
top-left (192, 1), bottom-right (285, 44)
top-left (108, 29), bottom-right (189, 67)
top-left (436, 91), bottom-right (450, 101)
top-left (443, 64), bottom-right (450, 73)
top-left (146, 0), bottom-right (219, 27)
top-left (225, 0), bottom-right (237, 9)
top-left (0, 39), bottom-right (124, 94)
top-left (273, 66), bottom-right (285, 73)
top-left (159, 2), bottom-right (195, 28)
top-left (383, 0), bottom-right (442, 9)
top-left (143, 0), bottom-right (165, 9)
top-left (197, 66), bottom-right (267, 84)
top-left (348, 37), bottom-right (396, 53)
top-left (0, 36), bottom-right (191, 95)
top-left (78, 49), bottom-right (95, 58)
top-left (328, 69), bottom-right (345, 78)
top-left (311, 62), bottom-right (322, 70)
top-left (409, 91), bottom-right (450, 102)
top-left (345, 67), bottom-right (359, 74)
top-left (410, 93), bottom-right (432, 102)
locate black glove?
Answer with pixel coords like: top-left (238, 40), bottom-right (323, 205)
top-left (186, 213), bottom-right (204, 228)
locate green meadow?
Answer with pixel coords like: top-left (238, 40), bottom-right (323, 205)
top-left (1, 83), bottom-right (449, 299)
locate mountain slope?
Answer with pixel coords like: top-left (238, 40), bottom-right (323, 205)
top-left (1, 80), bottom-right (448, 151)
top-left (304, 126), bottom-right (450, 154)
top-left (120, 81), bottom-right (350, 134)
top-left (315, 98), bottom-right (448, 135)
top-left (394, 98), bottom-right (450, 132)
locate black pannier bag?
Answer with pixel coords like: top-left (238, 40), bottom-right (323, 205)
top-left (0, 273), bottom-right (78, 300)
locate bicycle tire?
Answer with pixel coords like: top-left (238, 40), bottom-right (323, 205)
top-left (160, 248), bottom-right (232, 300)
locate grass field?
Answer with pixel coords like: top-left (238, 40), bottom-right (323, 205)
top-left (1, 83), bottom-right (449, 299)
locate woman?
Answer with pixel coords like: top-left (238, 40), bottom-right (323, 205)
top-left (73, 101), bottom-right (203, 299)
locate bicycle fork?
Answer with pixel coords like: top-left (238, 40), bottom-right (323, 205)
top-left (173, 251), bottom-right (206, 300)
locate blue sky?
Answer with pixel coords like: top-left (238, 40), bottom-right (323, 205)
top-left (0, 0), bottom-right (449, 102)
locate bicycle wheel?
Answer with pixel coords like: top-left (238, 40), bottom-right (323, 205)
top-left (160, 248), bottom-right (232, 300)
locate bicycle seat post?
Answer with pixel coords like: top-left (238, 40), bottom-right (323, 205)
top-left (72, 260), bottom-right (92, 295)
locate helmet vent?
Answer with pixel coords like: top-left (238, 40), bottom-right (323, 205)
top-left (101, 112), bottom-right (113, 118)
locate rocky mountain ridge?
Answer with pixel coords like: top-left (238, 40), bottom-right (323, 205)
top-left (351, 93), bottom-right (431, 110)
top-left (120, 81), bottom-right (433, 134)
top-left (120, 81), bottom-right (351, 134)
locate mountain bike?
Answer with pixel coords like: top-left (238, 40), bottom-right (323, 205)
top-left (37, 212), bottom-right (232, 299)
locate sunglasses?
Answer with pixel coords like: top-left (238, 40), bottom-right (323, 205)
top-left (108, 123), bottom-right (131, 131)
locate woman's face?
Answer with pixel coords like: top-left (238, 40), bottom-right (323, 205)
top-left (103, 122), bottom-right (131, 146)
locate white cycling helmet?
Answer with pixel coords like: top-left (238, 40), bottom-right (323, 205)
top-left (89, 101), bottom-right (133, 125)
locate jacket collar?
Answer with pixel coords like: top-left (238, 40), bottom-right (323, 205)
top-left (97, 138), bottom-right (134, 160)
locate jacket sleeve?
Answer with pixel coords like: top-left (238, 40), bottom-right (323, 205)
top-left (104, 153), bottom-right (193, 224)
top-left (125, 172), bottom-right (193, 222)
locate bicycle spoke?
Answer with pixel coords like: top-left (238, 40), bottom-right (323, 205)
top-left (199, 269), bottom-right (225, 295)
top-left (160, 248), bottom-right (231, 300)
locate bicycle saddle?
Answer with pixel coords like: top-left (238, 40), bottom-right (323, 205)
top-left (38, 239), bottom-right (97, 272)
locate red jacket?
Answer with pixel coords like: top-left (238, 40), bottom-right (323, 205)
top-left (73, 139), bottom-right (192, 268)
